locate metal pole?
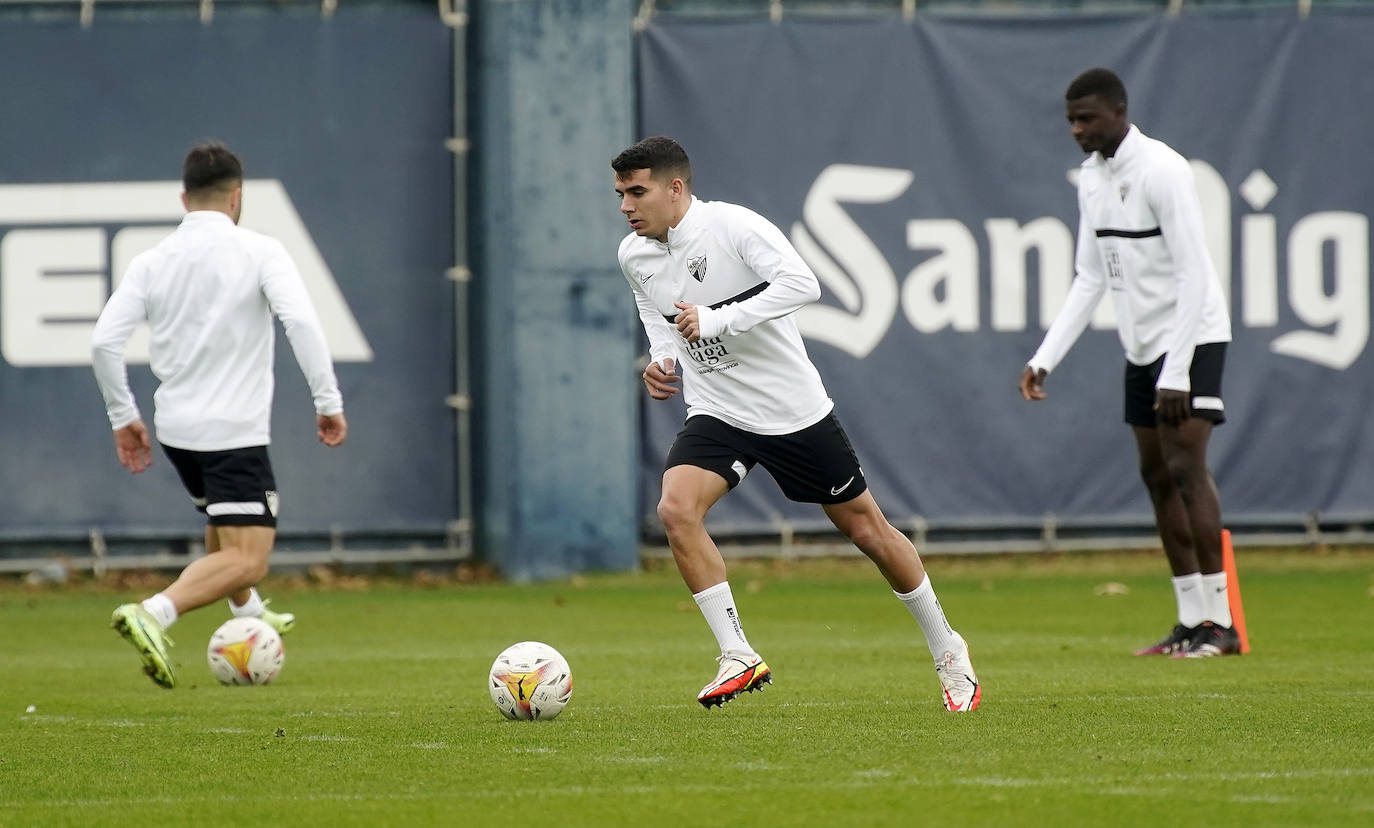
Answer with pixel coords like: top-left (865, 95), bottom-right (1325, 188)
top-left (447, 0), bottom-right (475, 559)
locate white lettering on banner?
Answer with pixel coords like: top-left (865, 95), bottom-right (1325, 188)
top-left (985, 217), bottom-right (1074, 332)
top-left (903, 219), bottom-right (978, 333)
top-left (790, 163), bottom-right (1371, 370)
top-left (1191, 162), bottom-right (1232, 307)
top-left (790, 165), bottom-right (910, 358)
top-left (1272, 212), bottom-right (1369, 369)
top-left (0, 228), bottom-right (107, 365)
top-left (0, 180), bottom-right (373, 367)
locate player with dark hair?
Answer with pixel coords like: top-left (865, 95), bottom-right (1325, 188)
top-left (1019, 68), bottom-right (1238, 658)
top-left (181, 141), bottom-right (243, 194)
top-left (1064, 66), bottom-right (1127, 109)
top-left (92, 141), bottom-right (348, 688)
top-left (613, 135), bottom-right (981, 711)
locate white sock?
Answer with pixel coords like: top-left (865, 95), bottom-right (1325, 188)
top-left (1200, 571), bottom-right (1232, 628)
top-left (229, 587), bottom-right (265, 618)
top-left (692, 582), bottom-right (753, 655)
top-left (895, 574), bottom-right (961, 661)
top-left (141, 593), bottom-right (178, 629)
top-left (1172, 573), bottom-right (1206, 627)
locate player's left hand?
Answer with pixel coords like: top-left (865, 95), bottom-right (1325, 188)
top-left (673, 301), bottom-right (701, 343)
top-left (1154, 389), bottom-right (1191, 428)
top-left (113, 420), bottom-right (153, 474)
top-left (317, 412), bottom-right (348, 447)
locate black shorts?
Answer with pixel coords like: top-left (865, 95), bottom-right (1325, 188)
top-left (1124, 342), bottom-right (1227, 427)
top-left (664, 413), bottom-right (867, 504)
top-left (161, 444), bottom-right (279, 528)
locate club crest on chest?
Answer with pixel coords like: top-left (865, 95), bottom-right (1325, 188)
top-left (688, 254), bottom-right (707, 283)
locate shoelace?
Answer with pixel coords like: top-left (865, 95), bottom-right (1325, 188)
top-left (935, 651), bottom-right (975, 696)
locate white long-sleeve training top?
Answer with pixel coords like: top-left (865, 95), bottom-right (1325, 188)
top-left (1029, 125), bottom-right (1231, 391)
top-left (618, 196), bottom-right (833, 434)
top-left (91, 210), bottom-right (343, 451)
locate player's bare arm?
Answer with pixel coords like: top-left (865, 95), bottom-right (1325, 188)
top-left (1154, 388), bottom-right (1190, 427)
top-left (642, 357), bottom-right (680, 400)
top-left (113, 419), bottom-right (153, 474)
top-left (1018, 365), bottom-right (1048, 401)
top-left (673, 301), bottom-right (702, 343)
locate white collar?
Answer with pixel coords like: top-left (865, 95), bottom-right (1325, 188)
top-left (659, 195), bottom-right (701, 249)
top-left (181, 210), bottom-right (235, 226)
top-left (1103, 124), bottom-right (1142, 171)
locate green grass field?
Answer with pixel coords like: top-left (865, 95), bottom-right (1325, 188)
top-left (4, 549), bottom-right (1372, 827)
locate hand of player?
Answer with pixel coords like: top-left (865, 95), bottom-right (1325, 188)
top-left (114, 420), bottom-right (153, 474)
top-left (1018, 365), bottom-right (1048, 401)
top-left (642, 358), bottom-right (680, 400)
top-left (1154, 389), bottom-right (1190, 428)
top-left (673, 302), bottom-right (701, 343)
top-left (317, 412), bottom-right (348, 446)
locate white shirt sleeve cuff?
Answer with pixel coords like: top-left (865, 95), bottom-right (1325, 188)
top-left (695, 304), bottom-right (725, 340)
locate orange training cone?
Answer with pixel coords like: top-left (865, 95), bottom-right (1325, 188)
top-left (1221, 529), bottom-right (1250, 654)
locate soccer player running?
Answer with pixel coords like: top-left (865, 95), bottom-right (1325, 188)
top-left (1018, 68), bottom-right (1238, 658)
top-left (92, 141), bottom-right (347, 688)
top-left (613, 136), bottom-right (980, 711)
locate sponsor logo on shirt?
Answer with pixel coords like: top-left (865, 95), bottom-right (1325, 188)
top-left (685, 335), bottom-right (737, 372)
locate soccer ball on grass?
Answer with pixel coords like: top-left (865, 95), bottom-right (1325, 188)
top-left (207, 617), bottom-right (285, 685)
top-left (489, 641), bottom-right (573, 721)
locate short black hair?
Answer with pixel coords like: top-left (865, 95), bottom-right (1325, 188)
top-left (611, 135), bottom-right (692, 190)
top-left (182, 141), bottom-right (243, 195)
top-left (1065, 67), bottom-right (1127, 108)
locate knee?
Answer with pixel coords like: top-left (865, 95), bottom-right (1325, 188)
top-left (657, 496), bottom-right (703, 537)
top-left (843, 517), bottom-right (888, 555)
top-left (246, 555), bottom-right (270, 584)
top-left (229, 548), bottom-right (270, 585)
top-left (1138, 458), bottom-right (1173, 498)
top-left (1164, 455), bottom-right (1201, 498)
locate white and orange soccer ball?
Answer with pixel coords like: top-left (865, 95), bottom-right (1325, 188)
top-left (207, 617), bottom-right (285, 685)
top-left (488, 641), bottom-right (573, 721)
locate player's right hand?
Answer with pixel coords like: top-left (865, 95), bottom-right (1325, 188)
top-left (643, 358), bottom-right (680, 400)
top-left (1018, 365), bottom-right (1048, 401)
top-left (114, 420), bottom-right (153, 474)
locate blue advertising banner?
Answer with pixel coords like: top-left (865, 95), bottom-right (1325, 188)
top-left (638, 13), bottom-right (1374, 531)
top-left (0, 8), bottom-right (454, 540)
